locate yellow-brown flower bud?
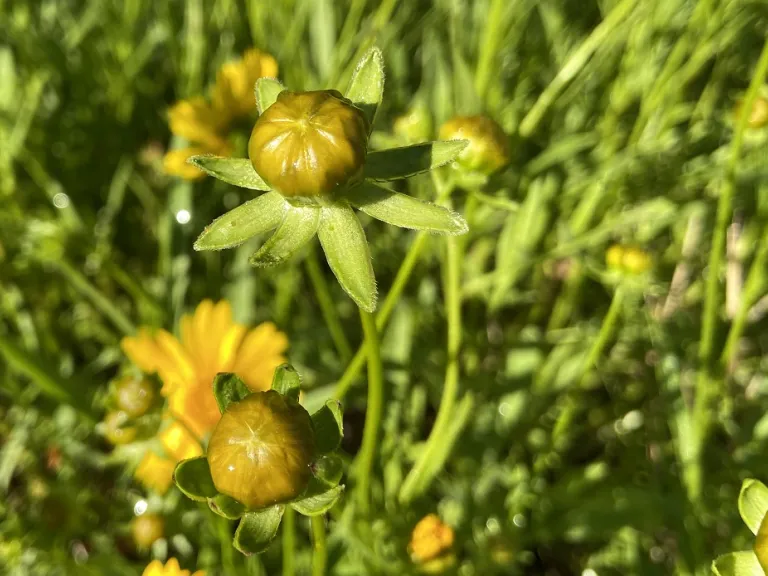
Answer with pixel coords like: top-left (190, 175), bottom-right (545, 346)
top-left (132, 514), bottom-right (165, 549)
top-left (114, 377), bottom-right (155, 418)
top-left (248, 90), bottom-right (369, 198)
top-left (438, 115), bottom-right (509, 175)
top-left (409, 514), bottom-right (455, 564)
top-left (103, 410), bottom-right (137, 445)
top-left (207, 391), bottom-right (315, 509)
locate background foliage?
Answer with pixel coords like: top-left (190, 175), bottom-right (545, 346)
top-left (1, 0), bottom-right (767, 574)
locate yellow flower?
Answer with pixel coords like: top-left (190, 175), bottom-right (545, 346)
top-left (212, 48), bottom-right (279, 119)
top-left (135, 451), bottom-right (176, 494)
top-left (142, 558), bottom-right (205, 576)
top-left (409, 514), bottom-right (455, 564)
top-left (121, 299), bottom-right (288, 439)
top-left (134, 421), bottom-right (202, 495)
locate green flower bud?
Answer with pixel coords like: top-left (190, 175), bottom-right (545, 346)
top-left (103, 410), bottom-right (137, 445)
top-left (735, 96), bottom-right (768, 129)
top-left (438, 115), bottom-right (510, 175)
top-left (248, 90), bottom-right (369, 199)
top-left (393, 102), bottom-right (433, 144)
top-left (207, 391), bottom-right (315, 509)
top-left (114, 377), bottom-right (155, 418)
top-left (131, 514), bottom-right (164, 549)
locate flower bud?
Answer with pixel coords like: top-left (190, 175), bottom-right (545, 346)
top-left (606, 244), bottom-right (651, 276)
top-left (393, 102), bottom-right (433, 144)
top-left (438, 115), bottom-right (510, 175)
top-left (248, 90), bottom-right (369, 198)
top-left (114, 377), bottom-right (155, 418)
top-left (132, 514), bottom-right (164, 549)
top-left (409, 514), bottom-right (455, 564)
top-left (735, 96), bottom-right (768, 129)
top-left (103, 410), bottom-right (137, 445)
top-left (207, 391), bottom-right (315, 509)
top-left (605, 244), bottom-right (625, 272)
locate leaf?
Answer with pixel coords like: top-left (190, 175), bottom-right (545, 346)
top-left (712, 552), bottom-right (764, 576)
top-left (271, 363), bottom-right (301, 401)
top-left (317, 203), bottom-right (377, 312)
top-left (757, 514), bottom-right (768, 573)
top-left (344, 46), bottom-right (384, 128)
top-left (348, 182), bottom-right (467, 235)
top-left (311, 454), bottom-right (344, 486)
top-left (311, 400), bottom-right (344, 454)
top-left (291, 485), bottom-right (344, 516)
top-left (249, 205), bottom-right (320, 267)
top-left (212, 373), bottom-right (251, 414)
top-left (194, 192), bottom-right (288, 251)
top-left (363, 140), bottom-right (468, 180)
top-left (234, 506), bottom-right (284, 555)
top-left (188, 156), bottom-right (270, 191)
top-left (173, 457), bottom-right (217, 502)
top-left (255, 78), bottom-right (285, 115)
top-left (739, 479), bottom-right (768, 535)
top-left (209, 493), bottom-right (246, 520)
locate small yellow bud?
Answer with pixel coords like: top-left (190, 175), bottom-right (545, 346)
top-left (103, 410), bottom-right (137, 445)
top-left (114, 377), bottom-right (155, 418)
top-left (409, 514), bottom-right (455, 564)
top-left (438, 115), bottom-right (509, 174)
top-left (393, 103), bottom-right (433, 144)
top-left (605, 244), bottom-right (625, 271)
top-left (622, 246), bottom-right (652, 275)
top-left (735, 96), bottom-right (768, 129)
top-left (132, 514), bottom-right (165, 549)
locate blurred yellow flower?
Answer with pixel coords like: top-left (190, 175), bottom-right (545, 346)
top-left (122, 299), bottom-right (288, 439)
top-left (134, 419), bottom-right (204, 494)
top-left (142, 558), bottom-right (205, 576)
top-left (135, 451), bottom-right (176, 494)
top-left (409, 514), bottom-right (455, 564)
top-left (164, 48), bottom-right (278, 180)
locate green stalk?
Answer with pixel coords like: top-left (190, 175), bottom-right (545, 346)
top-left (399, 232), bottom-right (463, 503)
top-left (311, 515), bottom-right (327, 576)
top-left (215, 513), bottom-right (235, 574)
top-left (305, 247), bottom-right (353, 363)
top-left (282, 507), bottom-right (296, 576)
top-left (354, 309), bottom-right (383, 516)
top-left (474, 0), bottom-right (506, 102)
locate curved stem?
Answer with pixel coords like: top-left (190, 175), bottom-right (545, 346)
top-left (305, 247), bottom-right (353, 363)
top-left (311, 516), bottom-right (327, 576)
top-left (282, 507), bottom-right (296, 576)
top-left (354, 309), bottom-right (383, 516)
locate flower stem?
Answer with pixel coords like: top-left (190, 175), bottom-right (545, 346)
top-left (355, 308), bottom-right (383, 516)
top-left (311, 515), bottom-right (327, 576)
top-left (215, 513), bottom-right (235, 574)
top-left (305, 246), bottom-right (353, 363)
top-left (282, 507), bottom-right (296, 576)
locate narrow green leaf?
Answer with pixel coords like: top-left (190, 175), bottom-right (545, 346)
top-left (363, 140), bottom-right (468, 180)
top-left (712, 552), bottom-right (763, 576)
top-left (739, 479), bottom-right (768, 535)
top-left (317, 203), bottom-right (376, 312)
top-left (250, 205), bottom-right (320, 267)
top-left (311, 454), bottom-right (344, 486)
top-left (311, 400), bottom-right (344, 454)
top-left (173, 457), bottom-right (217, 502)
top-left (194, 192), bottom-right (288, 251)
top-left (212, 373), bottom-right (251, 414)
top-left (255, 78), bottom-right (285, 114)
top-left (291, 485), bottom-right (344, 516)
top-left (344, 47), bottom-right (384, 128)
top-left (209, 493), bottom-right (246, 520)
top-left (349, 183), bottom-right (467, 235)
top-left (271, 363), bottom-right (301, 401)
top-left (187, 156), bottom-right (270, 190)
top-left (234, 506), bottom-right (284, 555)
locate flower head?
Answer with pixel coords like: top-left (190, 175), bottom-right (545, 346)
top-left (142, 558), bottom-right (205, 576)
top-left (212, 49), bottom-right (278, 120)
top-left (438, 115), bottom-right (510, 175)
top-left (132, 513), bottom-right (165, 548)
top-left (409, 514), bottom-right (455, 563)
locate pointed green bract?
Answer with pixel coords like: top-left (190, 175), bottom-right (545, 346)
top-left (363, 140), bottom-right (468, 180)
top-left (712, 552), bottom-right (764, 576)
top-left (255, 77), bottom-right (285, 114)
top-left (194, 192), bottom-right (288, 251)
top-left (739, 479), bottom-right (768, 535)
top-left (312, 454), bottom-right (344, 486)
top-left (249, 205), bottom-right (320, 267)
top-left (209, 493), bottom-right (246, 520)
top-left (291, 485), bottom-right (343, 516)
top-left (271, 363), bottom-right (301, 401)
top-left (344, 47), bottom-right (384, 128)
top-left (212, 373), bottom-right (250, 414)
top-left (317, 203), bottom-right (377, 312)
top-left (173, 457), bottom-right (217, 502)
top-left (234, 506), bottom-right (284, 555)
top-left (349, 183), bottom-right (467, 235)
top-left (311, 400), bottom-right (343, 454)
top-left (187, 156), bottom-right (271, 190)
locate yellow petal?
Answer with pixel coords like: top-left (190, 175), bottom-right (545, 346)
top-left (232, 322), bottom-right (289, 392)
top-left (163, 147), bottom-right (212, 181)
top-left (135, 452), bottom-right (175, 494)
top-left (168, 98), bottom-right (228, 145)
top-left (142, 560), bottom-right (165, 576)
top-left (159, 421), bottom-right (203, 461)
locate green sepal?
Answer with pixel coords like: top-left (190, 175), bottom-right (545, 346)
top-left (173, 456), bottom-right (217, 502)
top-left (187, 156), bottom-right (271, 191)
top-left (317, 202), bottom-right (376, 312)
top-left (363, 140), bottom-right (468, 181)
top-left (212, 373), bottom-right (251, 414)
top-left (208, 493), bottom-right (246, 520)
top-left (270, 363), bottom-right (301, 401)
top-left (255, 78), bottom-right (285, 115)
top-left (712, 552), bottom-right (764, 576)
top-left (348, 182), bottom-right (467, 235)
top-left (194, 192), bottom-right (288, 251)
top-left (233, 506), bottom-right (284, 555)
top-left (344, 47), bottom-right (384, 129)
top-left (311, 400), bottom-right (343, 455)
top-left (739, 479), bottom-right (768, 535)
top-left (290, 484), bottom-right (344, 516)
top-left (249, 205), bottom-right (320, 267)
top-left (311, 454), bottom-right (344, 486)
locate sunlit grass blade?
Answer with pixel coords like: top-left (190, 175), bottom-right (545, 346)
top-left (363, 140), bottom-right (468, 181)
top-left (188, 156), bottom-right (271, 190)
top-left (249, 205), bottom-right (320, 267)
